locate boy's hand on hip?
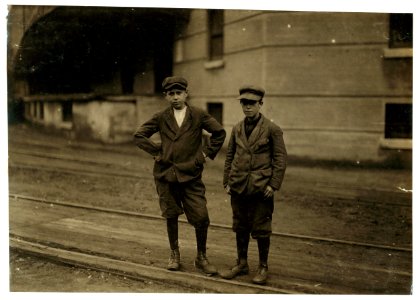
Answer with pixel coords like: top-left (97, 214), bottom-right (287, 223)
top-left (153, 155), bottom-right (161, 162)
top-left (225, 185), bottom-right (231, 195)
top-left (264, 185), bottom-right (274, 199)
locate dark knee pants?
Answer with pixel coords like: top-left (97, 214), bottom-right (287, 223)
top-left (231, 191), bottom-right (274, 239)
top-left (155, 178), bottom-right (210, 228)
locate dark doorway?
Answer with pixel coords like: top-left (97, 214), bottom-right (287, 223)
top-left (14, 7), bottom-right (189, 95)
top-left (207, 102), bottom-right (223, 125)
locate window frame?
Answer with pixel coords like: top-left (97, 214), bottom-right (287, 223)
top-left (383, 13), bottom-right (413, 58)
top-left (379, 102), bottom-right (412, 150)
top-left (206, 9), bottom-right (225, 69)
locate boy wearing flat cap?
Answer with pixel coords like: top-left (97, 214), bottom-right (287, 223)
top-left (133, 76), bottom-right (226, 275)
top-left (220, 85), bottom-right (287, 284)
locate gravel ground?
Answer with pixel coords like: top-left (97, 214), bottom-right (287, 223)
top-left (6, 123), bottom-right (413, 293)
top-left (9, 250), bottom-right (199, 293)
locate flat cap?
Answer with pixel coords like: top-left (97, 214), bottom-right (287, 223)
top-left (237, 85), bottom-right (265, 101)
top-left (162, 76), bottom-right (188, 91)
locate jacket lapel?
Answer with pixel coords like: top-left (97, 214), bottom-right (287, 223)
top-left (241, 116), bottom-right (266, 151)
top-left (163, 108), bottom-right (178, 139)
top-left (174, 106), bottom-right (193, 140)
top-left (238, 121), bottom-right (249, 148)
top-left (248, 117), bottom-right (265, 146)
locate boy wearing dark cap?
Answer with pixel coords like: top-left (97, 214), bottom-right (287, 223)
top-left (133, 76), bottom-right (226, 275)
top-left (220, 85), bottom-right (287, 284)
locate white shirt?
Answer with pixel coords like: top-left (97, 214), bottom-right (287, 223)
top-left (173, 106), bottom-right (187, 128)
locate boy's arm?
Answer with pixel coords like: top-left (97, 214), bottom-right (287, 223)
top-left (223, 128), bottom-right (236, 188)
top-left (268, 125), bottom-right (287, 191)
top-left (201, 112), bottom-right (226, 159)
top-left (133, 114), bottom-right (162, 157)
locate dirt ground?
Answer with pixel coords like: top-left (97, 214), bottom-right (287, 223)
top-left (7, 124), bottom-right (413, 293)
top-left (9, 250), bottom-right (199, 293)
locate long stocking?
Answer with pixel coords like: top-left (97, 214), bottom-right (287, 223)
top-left (167, 217), bottom-right (179, 250)
top-left (257, 237), bottom-right (270, 266)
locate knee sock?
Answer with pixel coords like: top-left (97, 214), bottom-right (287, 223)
top-left (257, 237), bottom-right (270, 266)
top-left (236, 232), bottom-right (250, 261)
top-left (166, 217), bottom-right (179, 250)
top-left (195, 226), bottom-right (208, 255)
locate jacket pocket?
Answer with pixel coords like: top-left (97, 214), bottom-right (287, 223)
top-left (249, 168), bottom-right (272, 192)
top-left (254, 138), bottom-right (271, 153)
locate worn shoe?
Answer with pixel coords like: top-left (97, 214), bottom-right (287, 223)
top-left (167, 248), bottom-right (180, 271)
top-left (194, 252), bottom-right (218, 275)
top-left (252, 264), bottom-right (268, 285)
top-left (219, 259), bottom-right (249, 279)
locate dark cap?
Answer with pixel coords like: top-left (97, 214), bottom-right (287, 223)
top-left (162, 76), bottom-right (188, 91)
top-left (237, 85), bottom-right (265, 101)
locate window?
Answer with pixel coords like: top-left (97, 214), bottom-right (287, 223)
top-left (384, 103), bottom-right (412, 139)
top-left (208, 10), bottom-right (224, 61)
top-left (174, 40), bottom-right (184, 63)
top-left (207, 102), bottom-right (223, 125)
top-left (62, 101), bottom-right (73, 122)
top-left (39, 101), bottom-right (44, 120)
top-left (389, 14), bottom-right (412, 49)
top-left (384, 14), bottom-right (413, 58)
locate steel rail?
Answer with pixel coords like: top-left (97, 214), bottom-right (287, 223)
top-left (10, 148), bottom-right (411, 195)
top-left (9, 160), bottom-right (412, 208)
top-left (10, 236), bottom-right (295, 294)
top-left (10, 193), bottom-right (412, 253)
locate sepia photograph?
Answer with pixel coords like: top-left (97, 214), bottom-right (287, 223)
top-left (4, 0), bottom-right (414, 296)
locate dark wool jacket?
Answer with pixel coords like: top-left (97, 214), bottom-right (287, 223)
top-left (223, 114), bottom-right (287, 195)
top-left (134, 105), bottom-right (226, 183)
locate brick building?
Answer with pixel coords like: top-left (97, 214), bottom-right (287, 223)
top-left (7, 6), bottom-right (412, 165)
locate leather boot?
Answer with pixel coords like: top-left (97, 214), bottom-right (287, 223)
top-left (252, 237), bottom-right (270, 284)
top-left (252, 263), bottom-right (268, 285)
top-left (195, 251), bottom-right (218, 275)
top-left (219, 258), bottom-right (249, 279)
top-left (167, 248), bottom-right (180, 271)
top-left (220, 232), bottom-right (250, 279)
top-left (166, 218), bottom-right (180, 270)
top-left (194, 226), bottom-right (218, 275)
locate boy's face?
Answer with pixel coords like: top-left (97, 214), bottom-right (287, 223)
top-left (240, 99), bottom-right (262, 119)
top-left (165, 89), bottom-right (188, 110)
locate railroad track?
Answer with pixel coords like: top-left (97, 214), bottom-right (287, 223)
top-left (9, 147), bottom-right (411, 194)
top-left (8, 129), bottom-right (413, 293)
top-left (9, 193), bottom-right (411, 252)
top-left (8, 193), bottom-right (299, 294)
top-left (10, 236), bottom-right (295, 294)
top-left (9, 193), bottom-right (412, 294)
top-left (9, 149), bottom-right (412, 208)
